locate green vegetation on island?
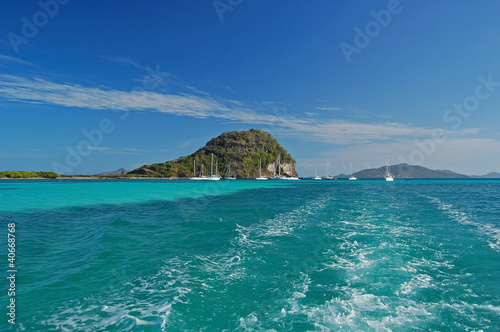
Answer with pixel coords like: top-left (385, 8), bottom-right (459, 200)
top-left (129, 129), bottom-right (298, 178)
top-left (0, 171), bottom-right (60, 179)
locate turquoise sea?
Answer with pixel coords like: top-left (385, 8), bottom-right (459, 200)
top-left (1, 179), bottom-right (499, 331)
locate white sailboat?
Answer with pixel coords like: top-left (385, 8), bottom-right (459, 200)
top-left (276, 154), bottom-right (299, 180)
top-left (209, 153), bottom-right (221, 181)
top-left (189, 160), bottom-right (199, 180)
top-left (313, 168), bottom-right (322, 180)
top-left (349, 162), bottom-right (357, 181)
top-left (256, 158), bottom-right (268, 180)
top-left (283, 163), bottom-right (300, 180)
top-left (275, 154), bottom-right (286, 180)
top-left (272, 159), bottom-right (277, 179)
top-left (325, 159), bottom-right (335, 180)
top-left (190, 160), bottom-right (209, 180)
top-left (385, 149), bottom-right (394, 182)
top-left (225, 163), bottom-right (236, 180)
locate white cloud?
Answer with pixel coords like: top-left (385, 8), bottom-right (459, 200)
top-left (0, 74), bottom-right (480, 145)
top-left (315, 106), bottom-right (344, 111)
top-left (99, 56), bottom-right (143, 69)
top-left (87, 146), bottom-right (110, 151)
top-left (0, 55), bottom-right (35, 67)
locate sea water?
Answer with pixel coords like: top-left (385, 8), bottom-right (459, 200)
top-left (0, 179), bottom-right (499, 331)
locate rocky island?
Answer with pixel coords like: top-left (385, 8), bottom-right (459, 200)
top-left (128, 129), bottom-right (298, 179)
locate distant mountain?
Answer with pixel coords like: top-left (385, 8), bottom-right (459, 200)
top-left (128, 129), bottom-right (297, 178)
top-left (96, 168), bottom-right (128, 176)
top-left (470, 172), bottom-right (500, 179)
top-left (338, 163), bottom-right (469, 179)
top-left (435, 169), bottom-right (462, 176)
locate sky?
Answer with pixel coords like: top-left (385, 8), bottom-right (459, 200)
top-left (1, 0), bottom-right (500, 176)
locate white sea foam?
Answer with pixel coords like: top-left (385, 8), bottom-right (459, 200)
top-left (39, 256), bottom-right (199, 330)
top-left (398, 274), bottom-right (435, 295)
top-left (409, 257), bottom-right (455, 270)
top-left (123, 314), bottom-right (156, 325)
top-left (237, 313), bottom-right (273, 331)
top-left (234, 194), bottom-right (331, 251)
top-left (473, 303), bottom-right (500, 314)
top-left (424, 195), bottom-right (500, 252)
top-left (193, 252), bottom-right (246, 283)
top-left (293, 291), bottom-right (439, 331)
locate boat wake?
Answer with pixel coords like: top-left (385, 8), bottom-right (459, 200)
top-left (423, 194), bottom-right (500, 252)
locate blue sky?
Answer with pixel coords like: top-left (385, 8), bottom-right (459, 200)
top-left (1, 0), bottom-right (500, 176)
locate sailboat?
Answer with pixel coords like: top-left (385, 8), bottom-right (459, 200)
top-left (190, 160), bottom-right (208, 180)
top-left (349, 162), bottom-right (357, 181)
top-left (385, 149), bottom-right (394, 181)
top-left (225, 163), bottom-right (236, 180)
top-left (209, 153), bottom-right (221, 181)
top-left (256, 158), bottom-right (268, 180)
top-left (313, 168), bottom-right (322, 180)
top-left (283, 162), bottom-right (300, 180)
top-left (275, 154), bottom-right (299, 180)
top-left (325, 159), bottom-right (335, 180)
top-left (189, 160), bottom-right (199, 180)
top-left (275, 154), bottom-right (286, 180)
top-left (271, 159), bottom-right (277, 179)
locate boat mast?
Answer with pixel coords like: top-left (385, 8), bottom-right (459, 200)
top-left (278, 154), bottom-right (281, 177)
top-left (386, 149), bottom-right (391, 176)
top-left (211, 153), bottom-right (213, 176)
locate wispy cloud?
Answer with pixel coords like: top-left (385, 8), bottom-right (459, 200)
top-left (0, 54), bottom-right (35, 67)
top-left (0, 74), bottom-right (479, 145)
top-left (315, 106), bottom-right (344, 111)
top-left (116, 148), bottom-right (154, 155)
top-left (99, 56), bottom-right (143, 69)
top-left (87, 146), bottom-right (110, 151)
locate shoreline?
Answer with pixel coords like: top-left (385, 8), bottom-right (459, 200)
top-left (1, 177), bottom-right (499, 181)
